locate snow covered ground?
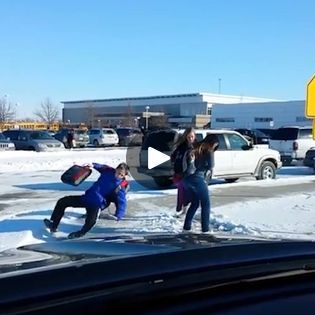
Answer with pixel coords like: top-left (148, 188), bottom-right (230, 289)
top-left (1, 148), bottom-right (315, 252)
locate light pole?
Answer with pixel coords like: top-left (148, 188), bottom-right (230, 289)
top-left (145, 106), bottom-right (150, 130)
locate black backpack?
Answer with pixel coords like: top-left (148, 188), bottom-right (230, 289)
top-left (172, 147), bottom-right (190, 175)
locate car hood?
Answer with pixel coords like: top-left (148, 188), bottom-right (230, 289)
top-left (1, 233), bottom-right (315, 275)
top-left (2, 233), bottom-right (315, 314)
top-left (33, 139), bottom-right (62, 144)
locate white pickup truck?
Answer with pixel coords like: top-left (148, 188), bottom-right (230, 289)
top-left (269, 126), bottom-right (315, 165)
top-left (138, 128), bottom-right (282, 187)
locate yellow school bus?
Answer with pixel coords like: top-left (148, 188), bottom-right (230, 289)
top-left (0, 121), bottom-right (60, 132)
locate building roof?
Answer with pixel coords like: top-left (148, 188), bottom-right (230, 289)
top-left (61, 92), bottom-right (282, 107)
top-left (61, 93), bottom-right (202, 104)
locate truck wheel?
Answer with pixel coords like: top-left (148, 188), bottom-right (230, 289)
top-left (93, 139), bottom-right (99, 147)
top-left (256, 161), bottom-right (276, 180)
top-left (225, 178), bottom-right (239, 183)
top-left (153, 176), bottom-right (173, 188)
top-left (281, 157), bottom-right (292, 166)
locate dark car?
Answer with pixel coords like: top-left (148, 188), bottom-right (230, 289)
top-left (2, 233), bottom-right (315, 314)
top-left (256, 128), bottom-right (277, 139)
top-left (115, 127), bottom-right (143, 146)
top-left (54, 128), bottom-right (89, 148)
top-left (235, 128), bottom-right (270, 145)
top-left (0, 132), bottom-right (15, 151)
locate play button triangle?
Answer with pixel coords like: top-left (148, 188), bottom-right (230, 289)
top-left (148, 147), bottom-right (170, 170)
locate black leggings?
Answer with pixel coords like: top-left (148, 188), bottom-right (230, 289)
top-left (50, 195), bottom-right (99, 233)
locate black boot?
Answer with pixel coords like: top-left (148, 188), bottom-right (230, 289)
top-left (43, 218), bottom-right (57, 233)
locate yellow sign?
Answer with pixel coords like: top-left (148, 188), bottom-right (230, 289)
top-left (312, 119), bottom-right (315, 140)
top-left (306, 74), bottom-right (315, 118)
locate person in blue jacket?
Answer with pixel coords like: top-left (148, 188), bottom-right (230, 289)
top-left (44, 162), bottom-right (129, 239)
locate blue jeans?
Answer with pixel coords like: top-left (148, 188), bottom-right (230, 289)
top-left (183, 174), bottom-right (210, 233)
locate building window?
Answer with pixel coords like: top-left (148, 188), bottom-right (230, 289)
top-left (215, 118), bottom-right (235, 122)
top-left (254, 117), bottom-right (273, 122)
top-left (296, 116), bottom-right (311, 122)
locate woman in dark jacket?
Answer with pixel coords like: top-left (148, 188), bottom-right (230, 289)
top-left (44, 162), bottom-right (129, 239)
top-left (182, 134), bottom-right (219, 233)
top-left (171, 127), bottom-right (196, 215)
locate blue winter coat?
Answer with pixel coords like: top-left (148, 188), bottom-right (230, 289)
top-left (80, 163), bottom-right (127, 220)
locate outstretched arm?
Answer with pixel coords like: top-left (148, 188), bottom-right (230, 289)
top-left (205, 152), bottom-right (215, 181)
top-left (92, 163), bottom-right (112, 173)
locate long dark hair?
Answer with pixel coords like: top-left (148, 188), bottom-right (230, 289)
top-left (174, 127), bottom-right (195, 147)
top-left (194, 134), bottom-right (219, 159)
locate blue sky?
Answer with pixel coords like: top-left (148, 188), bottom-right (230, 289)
top-left (0, 0), bottom-right (315, 118)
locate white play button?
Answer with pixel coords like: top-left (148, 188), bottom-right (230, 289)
top-left (148, 147), bottom-right (170, 170)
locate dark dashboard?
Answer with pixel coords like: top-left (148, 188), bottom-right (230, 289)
top-left (1, 234), bottom-right (315, 314)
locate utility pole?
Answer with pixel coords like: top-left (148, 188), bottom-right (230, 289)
top-left (145, 106), bottom-right (150, 130)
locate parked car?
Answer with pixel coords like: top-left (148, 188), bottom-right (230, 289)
top-left (0, 132), bottom-right (15, 151)
top-left (235, 128), bottom-right (270, 145)
top-left (88, 128), bottom-right (119, 146)
top-left (3, 129), bottom-right (64, 152)
top-left (269, 126), bottom-right (315, 165)
top-left (256, 128), bottom-right (277, 139)
top-left (54, 128), bottom-right (89, 148)
top-left (115, 127), bottom-right (143, 146)
top-left (46, 130), bottom-right (56, 137)
top-left (138, 128), bottom-right (282, 187)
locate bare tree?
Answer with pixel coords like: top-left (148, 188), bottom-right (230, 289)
top-left (34, 98), bottom-right (59, 125)
top-left (0, 96), bottom-right (16, 130)
top-left (150, 115), bottom-right (169, 129)
top-left (122, 104), bottom-right (133, 126)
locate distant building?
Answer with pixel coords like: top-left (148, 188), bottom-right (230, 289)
top-left (61, 93), bottom-right (278, 128)
top-left (211, 100), bottom-right (310, 129)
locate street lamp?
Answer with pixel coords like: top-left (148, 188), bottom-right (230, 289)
top-left (145, 106), bottom-right (150, 130)
top-left (135, 116), bottom-right (140, 128)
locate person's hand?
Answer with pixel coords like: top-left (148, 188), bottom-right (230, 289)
top-left (111, 214), bottom-right (120, 222)
top-left (205, 170), bottom-right (212, 182)
top-left (68, 230), bottom-right (85, 239)
top-left (82, 163), bottom-right (92, 169)
top-left (188, 151), bottom-right (195, 163)
top-left (99, 212), bottom-right (120, 221)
